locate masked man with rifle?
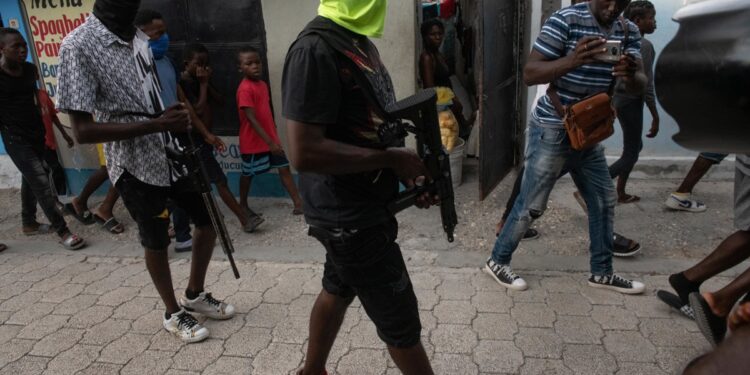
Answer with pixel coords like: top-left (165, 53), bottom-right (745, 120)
top-left (283, 1), bottom-right (441, 373)
top-left (57, 0), bottom-right (235, 343)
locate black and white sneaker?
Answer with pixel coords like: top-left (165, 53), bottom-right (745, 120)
top-left (163, 309), bottom-right (209, 343)
top-left (180, 291), bottom-right (235, 320)
top-left (483, 259), bottom-right (528, 291)
top-left (588, 274), bottom-right (645, 294)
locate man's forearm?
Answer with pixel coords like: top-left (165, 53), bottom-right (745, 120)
top-left (72, 118), bottom-right (161, 144)
top-left (523, 55), bottom-right (576, 86)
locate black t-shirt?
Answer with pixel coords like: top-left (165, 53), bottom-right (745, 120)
top-left (281, 21), bottom-right (399, 229)
top-left (0, 62), bottom-right (45, 143)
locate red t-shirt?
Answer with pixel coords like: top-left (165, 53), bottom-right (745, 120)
top-left (236, 78), bottom-right (280, 154)
top-left (37, 90), bottom-right (59, 150)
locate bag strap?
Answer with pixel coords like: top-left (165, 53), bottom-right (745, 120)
top-left (546, 16), bottom-right (628, 118)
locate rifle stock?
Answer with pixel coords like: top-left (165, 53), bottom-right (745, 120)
top-left (385, 89), bottom-right (458, 242)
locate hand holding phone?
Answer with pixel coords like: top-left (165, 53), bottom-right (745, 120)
top-left (594, 40), bottom-right (622, 63)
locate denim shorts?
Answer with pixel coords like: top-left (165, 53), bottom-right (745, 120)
top-left (309, 219), bottom-right (421, 348)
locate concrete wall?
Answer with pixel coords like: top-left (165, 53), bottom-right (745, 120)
top-left (261, 0), bottom-right (417, 150)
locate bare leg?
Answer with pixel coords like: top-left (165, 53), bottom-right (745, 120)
top-left (683, 231), bottom-right (750, 284)
top-left (186, 225), bottom-right (217, 294)
top-left (298, 290), bottom-right (353, 375)
top-left (239, 175), bottom-right (252, 210)
top-left (676, 156), bottom-right (715, 194)
top-left (94, 186), bottom-right (120, 220)
top-left (387, 344), bottom-right (434, 375)
top-left (73, 166), bottom-right (108, 212)
top-left (705, 265), bottom-right (750, 317)
top-left (278, 167), bottom-right (303, 211)
top-left (216, 182), bottom-right (248, 226)
top-left (145, 247), bottom-right (180, 314)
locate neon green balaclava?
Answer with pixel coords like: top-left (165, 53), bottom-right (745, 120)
top-left (318, 0), bottom-right (388, 38)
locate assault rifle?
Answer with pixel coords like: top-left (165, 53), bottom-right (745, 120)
top-left (122, 110), bottom-right (241, 279)
top-left (385, 89), bottom-right (458, 242)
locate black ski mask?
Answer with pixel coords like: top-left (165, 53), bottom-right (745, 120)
top-left (93, 0), bottom-right (141, 41)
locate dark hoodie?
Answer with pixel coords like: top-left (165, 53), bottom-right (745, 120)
top-left (93, 0), bottom-right (141, 41)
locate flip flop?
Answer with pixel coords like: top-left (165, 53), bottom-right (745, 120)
top-left (60, 233), bottom-right (86, 251)
top-left (656, 290), bottom-right (695, 320)
top-left (292, 208), bottom-right (303, 215)
top-left (95, 214), bottom-right (124, 234)
top-left (243, 215), bottom-right (265, 233)
top-left (64, 203), bottom-right (96, 225)
top-left (689, 292), bottom-right (727, 347)
top-left (0, 243), bottom-right (7, 253)
top-left (613, 233), bottom-right (641, 257)
top-left (618, 194), bottom-right (641, 204)
top-left (23, 223), bottom-right (53, 236)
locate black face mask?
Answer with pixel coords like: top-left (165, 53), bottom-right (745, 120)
top-left (93, 0), bottom-right (141, 41)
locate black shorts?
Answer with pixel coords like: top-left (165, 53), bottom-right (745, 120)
top-left (116, 171), bottom-right (212, 250)
top-left (199, 143), bottom-right (227, 185)
top-left (309, 219), bottom-right (421, 348)
top-left (241, 152), bottom-right (290, 177)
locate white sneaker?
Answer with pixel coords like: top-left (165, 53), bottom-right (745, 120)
top-left (163, 309), bottom-right (209, 343)
top-left (588, 274), bottom-right (645, 294)
top-left (175, 239), bottom-right (193, 253)
top-left (180, 291), bottom-right (235, 320)
top-left (665, 193), bottom-right (707, 212)
top-left (483, 259), bottom-right (528, 291)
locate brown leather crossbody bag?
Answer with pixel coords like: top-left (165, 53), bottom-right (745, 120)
top-left (547, 18), bottom-right (628, 151)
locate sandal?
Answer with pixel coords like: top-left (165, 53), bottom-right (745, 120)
top-left (64, 203), bottom-right (96, 225)
top-left (613, 232), bottom-right (641, 257)
top-left (95, 214), bottom-right (124, 234)
top-left (243, 215), bottom-right (265, 233)
top-left (0, 243), bottom-right (7, 253)
top-left (23, 223), bottom-right (53, 236)
top-left (60, 233), bottom-right (86, 251)
top-left (618, 194), bottom-right (641, 204)
top-left (292, 207), bottom-right (303, 216)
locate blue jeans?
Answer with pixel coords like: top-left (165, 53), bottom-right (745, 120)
top-left (491, 119), bottom-right (616, 276)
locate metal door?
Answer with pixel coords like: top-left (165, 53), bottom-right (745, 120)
top-left (139, 0), bottom-right (268, 136)
top-left (478, 0), bottom-right (524, 199)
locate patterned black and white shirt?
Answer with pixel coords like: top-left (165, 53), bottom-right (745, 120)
top-left (57, 16), bottom-right (170, 187)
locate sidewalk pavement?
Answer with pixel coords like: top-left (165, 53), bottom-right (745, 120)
top-left (0, 171), bottom-right (743, 374)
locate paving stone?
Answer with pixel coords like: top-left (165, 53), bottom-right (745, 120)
top-left (245, 303), bottom-right (288, 328)
top-left (271, 314), bottom-right (309, 344)
top-left (224, 327), bottom-right (272, 357)
top-left (239, 267), bottom-right (281, 293)
top-left (510, 302), bottom-right (556, 328)
top-left (640, 318), bottom-right (698, 347)
top-left (540, 276), bottom-right (582, 293)
top-left (655, 346), bottom-right (700, 374)
top-left (0, 355), bottom-right (50, 375)
top-left (433, 300), bottom-right (476, 324)
top-left (412, 272), bottom-right (442, 290)
top-left (201, 315), bottom-right (245, 340)
top-left (52, 294), bottom-right (98, 315)
top-left (98, 333), bottom-right (151, 364)
top-left (0, 339), bottom-right (35, 369)
top-left (508, 280), bottom-right (547, 303)
top-left (623, 294), bottom-right (673, 318)
top-left (112, 297), bottom-right (160, 320)
top-left (616, 361), bottom-right (668, 375)
top-left (473, 340), bottom-right (523, 374)
top-left (66, 305), bottom-right (113, 329)
top-left (0, 282), bottom-right (32, 300)
top-left (41, 283), bottom-right (84, 303)
top-left (420, 310), bottom-right (438, 331)
top-left (546, 293), bottom-right (592, 316)
top-left (228, 291), bottom-right (263, 314)
top-left (436, 276), bottom-right (475, 300)
top-left (69, 264), bottom-right (119, 285)
top-left (77, 362), bottom-right (123, 375)
top-left (555, 316), bottom-right (603, 344)
top-left (416, 289), bottom-right (439, 310)
top-left (29, 328), bottom-right (84, 357)
top-left (562, 344), bottom-right (617, 375)
top-left (431, 353), bottom-right (479, 375)
top-left (591, 305), bottom-right (640, 330)
top-left (520, 358), bottom-right (573, 375)
top-left (131, 310), bottom-right (164, 335)
top-left (339, 308), bottom-right (362, 334)
top-left (336, 348), bottom-right (388, 375)
top-left (580, 287), bottom-right (624, 305)
top-left (81, 319), bottom-right (131, 346)
top-left (431, 324), bottom-right (477, 354)
top-left (42, 344), bottom-right (99, 375)
top-left (120, 349), bottom-right (173, 375)
top-left (17, 314), bottom-right (69, 340)
top-left (471, 291), bottom-right (513, 313)
top-left (148, 330), bottom-right (186, 354)
top-left (252, 343), bottom-right (303, 375)
top-left (171, 339), bottom-right (224, 371)
top-left (514, 327), bottom-right (563, 359)
top-left (30, 274), bottom-right (71, 292)
top-left (472, 313), bottom-right (517, 340)
top-left (0, 311), bottom-right (10, 325)
top-left (602, 330), bottom-right (657, 363)
top-left (263, 281), bottom-right (304, 304)
top-left (0, 325), bottom-right (21, 346)
top-left (288, 294), bottom-right (316, 316)
top-left (0, 291), bottom-right (43, 312)
top-left (203, 356), bottom-right (253, 375)
top-left (323, 336), bottom-right (351, 370)
top-left (164, 370), bottom-right (199, 375)
top-left (349, 321), bottom-right (385, 349)
top-left (301, 275), bottom-right (323, 295)
top-left (97, 286), bottom-right (140, 306)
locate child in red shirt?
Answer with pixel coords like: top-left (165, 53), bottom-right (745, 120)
top-left (236, 47), bottom-right (302, 215)
top-left (37, 89), bottom-right (73, 196)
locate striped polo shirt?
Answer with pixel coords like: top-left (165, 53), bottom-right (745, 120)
top-left (533, 2), bottom-right (642, 128)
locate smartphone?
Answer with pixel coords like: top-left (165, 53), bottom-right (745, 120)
top-left (594, 40), bottom-right (622, 63)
